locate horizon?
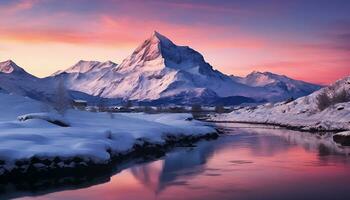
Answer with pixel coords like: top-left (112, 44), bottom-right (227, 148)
top-left (1, 0), bottom-right (350, 84)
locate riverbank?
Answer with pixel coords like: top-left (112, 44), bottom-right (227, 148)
top-left (0, 93), bottom-right (218, 180)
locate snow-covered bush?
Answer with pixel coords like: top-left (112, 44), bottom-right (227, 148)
top-left (18, 113), bottom-right (70, 127)
top-left (317, 91), bottom-right (331, 111)
top-left (317, 89), bottom-right (350, 111)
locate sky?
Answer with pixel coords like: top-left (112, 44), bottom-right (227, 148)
top-left (0, 0), bottom-right (349, 84)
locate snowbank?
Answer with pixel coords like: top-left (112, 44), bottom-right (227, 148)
top-left (210, 77), bottom-right (350, 131)
top-left (333, 131), bottom-right (350, 146)
top-left (0, 93), bottom-right (217, 178)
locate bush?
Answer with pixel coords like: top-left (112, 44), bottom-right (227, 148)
top-left (317, 91), bottom-right (331, 111)
top-left (53, 78), bottom-right (71, 115)
top-left (332, 89), bottom-right (350, 104)
top-left (317, 89), bottom-right (350, 111)
top-left (215, 105), bottom-right (226, 113)
top-left (191, 104), bottom-right (202, 113)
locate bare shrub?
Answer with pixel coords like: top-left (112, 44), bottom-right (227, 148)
top-left (125, 100), bottom-right (132, 109)
top-left (143, 106), bottom-right (155, 114)
top-left (331, 89), bottom-right (350, 104)
top-left (317, 89), bottom-right (350, 111)
top-left (215, 105), bottom-right (226, 113)
top-left (97, 98), bottom-right (107, 112)
top-left (191, 104), bottom-right (202, 113)
top-left (316, 91), bottom-right (331, 111)
top-left (53, 78), bottom-right (71, 115)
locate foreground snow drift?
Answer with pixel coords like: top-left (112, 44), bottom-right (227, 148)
top-left (0, 93), bottom-right (216, 177)
top-left (210, 76), bottom-right (350, 131)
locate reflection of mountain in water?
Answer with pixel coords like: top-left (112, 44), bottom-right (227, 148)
top-left (244, 127), bottom-right (350, 157)
top-left (131, 124), bottom-right (350, 195)
top-left (130, 140), bottom-right (218, 194)
top-left (2, 124), bottom-right (350, 199)
top-left (219, 123), bottom-right (350, 165)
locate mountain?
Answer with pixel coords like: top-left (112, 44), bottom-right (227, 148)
top-left (50, 60), bottom-right (119, 97)
top-left (3, 32), bottom-right (321, 106)
top-left (53, 32), bottom-right (258, 102)
top-left (54, 31), bottom-right (317, 105)
top-left (212, 76), bottom-right (350, 131)
top-left (231, 71), bottom-right (322, 100)
top-left (0, 60), bottom-right (105, 104)
top-left (0, 60), bottom-right (56, 102)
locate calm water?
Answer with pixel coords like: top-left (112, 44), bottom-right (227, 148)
top-left (4, 123), bottom-right (350, 200)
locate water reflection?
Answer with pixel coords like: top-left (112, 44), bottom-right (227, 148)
top-left (4, 123), bottom-right (350, 200)
top-left (131, 140), bottom-right (217, 194)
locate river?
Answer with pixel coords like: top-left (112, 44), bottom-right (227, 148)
top-left (4, 123), bottom-right (350, 200)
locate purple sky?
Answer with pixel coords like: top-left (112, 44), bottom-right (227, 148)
top-left (0, 0), bottom-right (349, 83)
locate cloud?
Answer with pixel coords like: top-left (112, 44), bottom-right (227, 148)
top-left (0, 0), bottom-right (39, 14)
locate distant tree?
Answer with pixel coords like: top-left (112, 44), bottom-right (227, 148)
top-left (125, 100), bottom-right (132, 109)
top-left (191, 104), bottom-right (202, 113)
top-left (156, 106), bottom-right (164, 113)
top-left (53, 78), bottom-right (71, 115)
top-left (143, 106), bottom-right (155, 114)
top-left (97, 98), bottom-right (107, 112)
top-left (215, 105), bottom-right (226, 113)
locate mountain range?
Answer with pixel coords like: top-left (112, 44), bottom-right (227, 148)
top-left (0, 32), bottom-right (322, 106)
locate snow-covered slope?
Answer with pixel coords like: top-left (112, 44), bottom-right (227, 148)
top-left (52, 32), bottom-right (319, 104)
top-left (0, 60), bottom-right (56, 102)
top-left (50, 60), bottom-right (119, 97)
top-left (0, 60), bottom-right (105, 104)
top-left (211, 76), bottom-right (350, 131)
top-left (231, 71), bottom-right (321, 100)
top-left (0, 92), bottom-right (216, 177)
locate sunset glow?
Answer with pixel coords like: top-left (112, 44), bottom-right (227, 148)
top-left (0, 0), bottom-right (349, 84)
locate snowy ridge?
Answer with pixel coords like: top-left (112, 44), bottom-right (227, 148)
top-left (0, 60), bottom-right (56, 102)
top-left (0, 60), bottom-right (26, 74)
top-left (56, 60), bottom-right (117, 74)
top-left (0, 60), bottom-right (107, 104)
top-left (231, 71), bottom-right (321, 100)
top-left (211, 76), bottom-right (350, 131)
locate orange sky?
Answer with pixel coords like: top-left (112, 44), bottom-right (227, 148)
top-left (1, 0), bottom-right (349, 84)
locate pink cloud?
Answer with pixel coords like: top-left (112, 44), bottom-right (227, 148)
top-left (0, 0), bottom-right (39, 14)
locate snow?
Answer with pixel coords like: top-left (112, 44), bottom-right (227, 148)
top-left (335, 131), bottom-right (350, 136)
top-left (0, 60), bottom-right (25, 74)
top-left (210, 76), bottom-right (350, 131)
top-left (48, 32), bottom-right (320, 103)
top-left (1, 33), bottom-right (320, 106)
top-left (231, 71), bottom-right (321, 100)
top-left (0, 93), bottom-right (216, 176)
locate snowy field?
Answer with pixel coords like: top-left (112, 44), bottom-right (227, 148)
top-left (0, 93), bottom-right (216, 177)
top-left (210, 77), bottom-right (350, 131)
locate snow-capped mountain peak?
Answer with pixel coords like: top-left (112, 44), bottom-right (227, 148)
top-left (116, 31), bottom-right (169, 72)
top-left (0, 60), bottom-right (25, 74)
top-left (116, 31), bottom-right (210, 74)
top-left (152, 31), bottom-right (175, 46)
top-left (49, 32), bottom-right (322, 104)
top-left (236, 71), bottom-right (291, 87)
top-left (231, 71), bottom-right (322, 100)
top-left (59, 60), bottom-right (117, 74)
